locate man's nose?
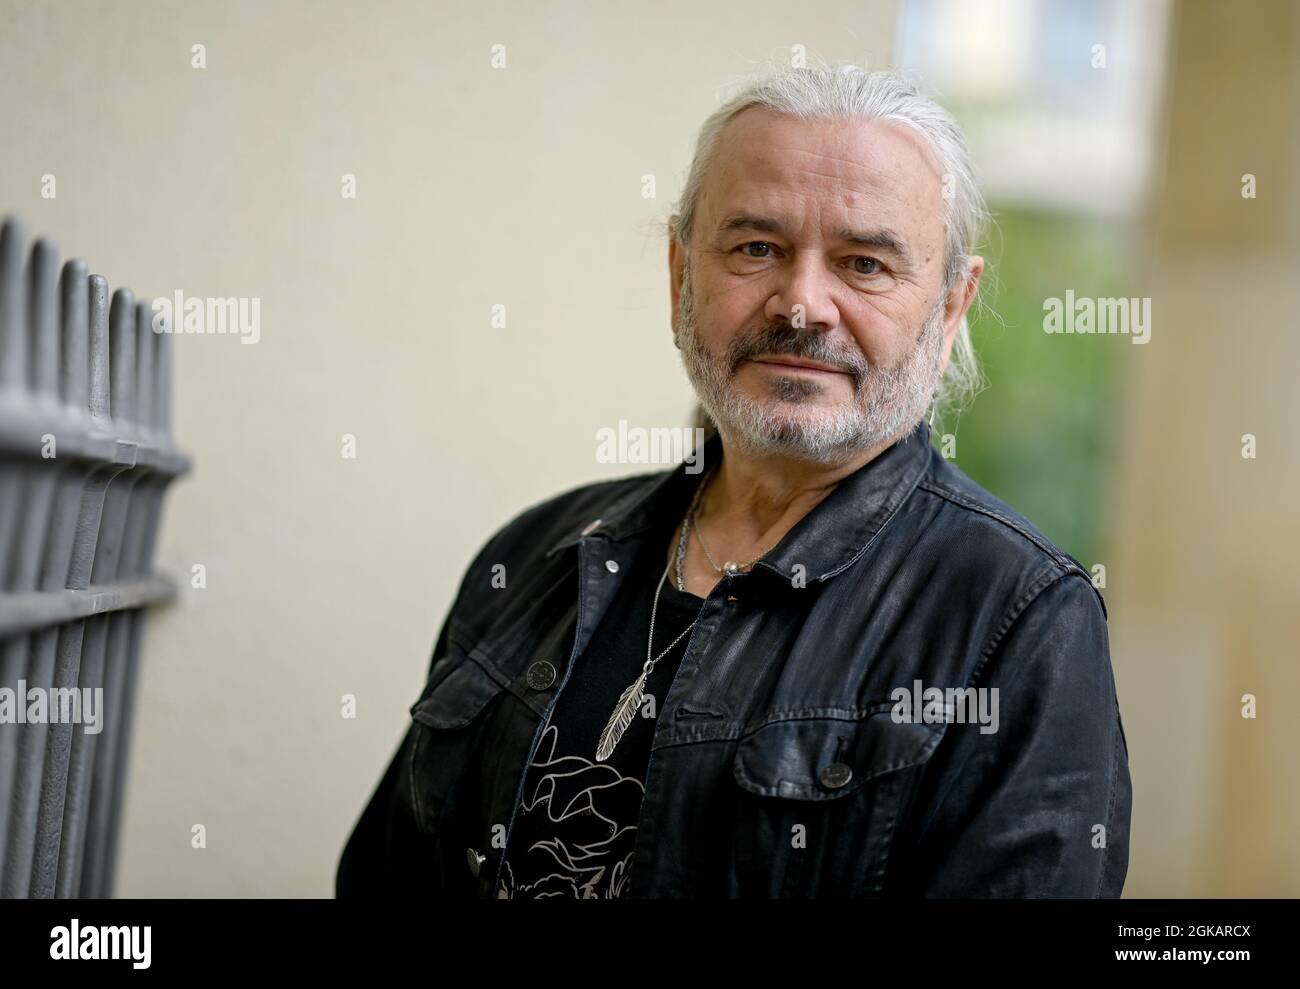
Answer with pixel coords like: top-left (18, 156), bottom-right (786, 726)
top-left (764, 253), bottom-right (840, 331)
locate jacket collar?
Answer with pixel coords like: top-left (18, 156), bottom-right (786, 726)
top-left (546, 417), bottom-right (934, 584)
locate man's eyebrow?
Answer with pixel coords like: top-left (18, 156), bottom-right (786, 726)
top-left (716, 213), bottom-right (788, 237)
top-left (834, 226), bottom-right (912, 265)
top-left (715, 213), bottom-right (915, 267)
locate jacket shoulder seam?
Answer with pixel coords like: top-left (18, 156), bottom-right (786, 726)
top-left (444, 473), bottom-right (653, 634)
top-left (917, 475), bottom-right (1106, 619)
top-left (917, 477), bottom-right (1080, 572)
top-left (967, 567), bottom-right (1088, 691)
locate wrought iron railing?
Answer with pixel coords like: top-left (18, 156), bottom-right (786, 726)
top-left (0, 215), bottom-right (190, 897)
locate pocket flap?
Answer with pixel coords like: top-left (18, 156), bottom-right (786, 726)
top-left (733, 711), bottom-right (943, 801)
top-left (409, 655), bottom-right (507, 730)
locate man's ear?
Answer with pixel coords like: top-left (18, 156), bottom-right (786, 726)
top-left (668, 231), bottom-right (686, 348)
top-left (947, 255), bottom-right (984, 325)
top-left (943, 255), bottom-right (984, 333)
top-left (935, 256), bottom-right (984, 372)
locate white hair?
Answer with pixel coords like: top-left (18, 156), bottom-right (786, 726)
top-left (669, 60), bottom-right (991, 421)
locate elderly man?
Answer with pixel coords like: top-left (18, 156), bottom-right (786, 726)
top-left (337, 64), bottom-right (1131, 899)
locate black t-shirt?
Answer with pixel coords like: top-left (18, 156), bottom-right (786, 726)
top-left (496, 519), bottom-right (704, 899)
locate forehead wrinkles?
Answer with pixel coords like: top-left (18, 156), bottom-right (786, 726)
top-left (701, 112), bottom-right (945, 250)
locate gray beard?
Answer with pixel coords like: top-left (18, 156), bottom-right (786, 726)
top-left (674, 261), bottom-right (946, 465)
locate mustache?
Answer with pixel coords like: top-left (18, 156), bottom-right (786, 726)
top-left (724, 324), bottom-right (869, 388)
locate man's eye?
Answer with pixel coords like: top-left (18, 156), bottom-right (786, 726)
top-left (738, 241), bottom-right (773, 258)
top-left (852, 257), bottom-right (882, 275)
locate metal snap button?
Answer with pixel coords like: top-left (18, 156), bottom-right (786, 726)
top-left (605, 559), bottom-right (620, 573)
top-left (525, 660), bottom-right (557, 691)
top-left (467, 847), bottom-right (486, 877)
top-left (819, 762), bottom-right (853, 789)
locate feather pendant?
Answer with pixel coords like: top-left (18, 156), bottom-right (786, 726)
top-left (596, 670), bottom-right (648, 762)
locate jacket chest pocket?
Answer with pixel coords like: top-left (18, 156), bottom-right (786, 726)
top-left (407, 648), bottom-right (511, 847)
top-left (729, 710), bottom-right (943, 898)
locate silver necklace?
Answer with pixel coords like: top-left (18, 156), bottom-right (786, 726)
top-left (595, 466), bottom-right (713, 762)
top-left (693, 516), bottom-right (777, 577)
top-left (673, 461), bottom-right (718, 591)
top-left (676, 462), bottom-right (776, 582)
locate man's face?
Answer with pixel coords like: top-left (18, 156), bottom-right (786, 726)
top-left (671, 107), bottom-right (982, 464)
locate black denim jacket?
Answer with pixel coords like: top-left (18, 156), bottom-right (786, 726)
top-left (336, 419), bottom-right (1131, 898)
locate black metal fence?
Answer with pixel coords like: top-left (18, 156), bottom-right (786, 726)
top-left (0, 215), bottom-right (190, 897)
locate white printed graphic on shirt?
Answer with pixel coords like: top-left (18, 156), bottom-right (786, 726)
top-left (496, 723), bottom-right (642, 899)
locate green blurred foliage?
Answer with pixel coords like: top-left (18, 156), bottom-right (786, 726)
top-left (936, 205), bottom-right (1137, 567)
